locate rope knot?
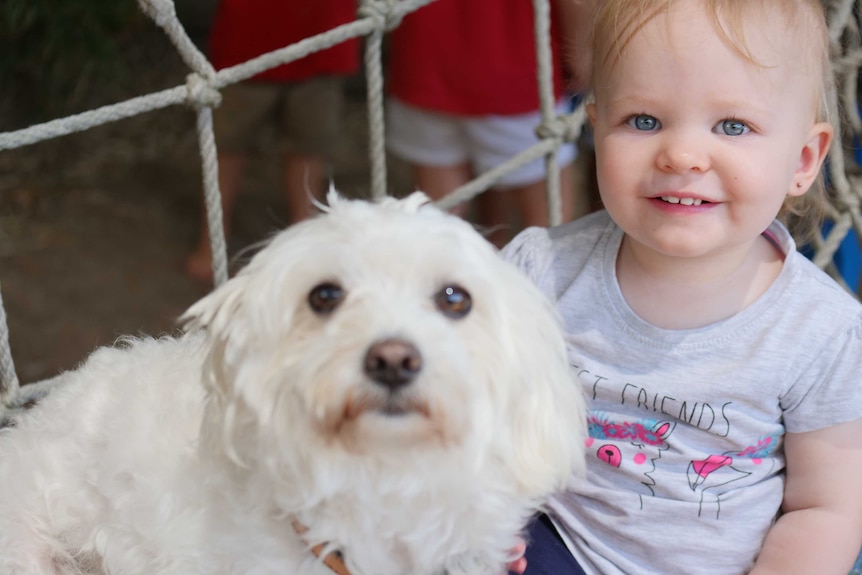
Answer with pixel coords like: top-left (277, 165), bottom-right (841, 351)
top-left (535, 116), bottom-right (572, 142)
top-left (185, 73), bottom-right (222, 110)
top-left (137, 0), bottom-right (177, 28)
top-left (359, 0), bottom-right (403, 32)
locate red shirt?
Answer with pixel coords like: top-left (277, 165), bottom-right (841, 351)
top-left (387, 0), bottom-right (567, 115)
top-left (209, 0), bottom-right (360, 82)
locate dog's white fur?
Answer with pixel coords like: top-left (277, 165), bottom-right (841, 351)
top-left (0, 192), bottom-right (586, 575)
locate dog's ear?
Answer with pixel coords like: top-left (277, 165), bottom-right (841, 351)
top-left (180, 272), bottom-right (272, 466)
top-left (181, 274), bottom-right (250, 336)
top-left (497, 277), bottom-right (587, 497)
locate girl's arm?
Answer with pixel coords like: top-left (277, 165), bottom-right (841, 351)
top-left (750, 418), bottom-right (862, 574)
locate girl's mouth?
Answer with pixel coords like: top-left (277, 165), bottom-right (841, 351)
top-left (659, 196), bottom-right (708, 206)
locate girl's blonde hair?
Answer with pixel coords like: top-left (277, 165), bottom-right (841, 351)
top-left (588, 0), bottom-right (834, 242)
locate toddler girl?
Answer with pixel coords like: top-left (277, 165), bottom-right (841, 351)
top-left (505, 1), bottom-right (862, 573)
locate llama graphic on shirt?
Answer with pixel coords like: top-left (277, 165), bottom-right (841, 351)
top-left (586, 413), bottom-right (675, 510)
top-left (589, 412), bottom-right (780, 518)
top-left (688, 435), bottom-right (778, 519)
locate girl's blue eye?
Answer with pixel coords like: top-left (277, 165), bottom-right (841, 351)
top-left (628, 114), bottom-right (660, 131)
top-left (716, 119), bottom-right (749, 136)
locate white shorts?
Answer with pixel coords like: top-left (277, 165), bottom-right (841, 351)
top-left (386, 98), bottom-right (577, 190)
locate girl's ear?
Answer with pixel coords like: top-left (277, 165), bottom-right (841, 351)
top-left (586, 102), bottom-right (597, 125)
top-left (790, 121), bottom-right (833, 197)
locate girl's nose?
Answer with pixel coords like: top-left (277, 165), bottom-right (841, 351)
top-left (656, 131), bottom-right (709, 174)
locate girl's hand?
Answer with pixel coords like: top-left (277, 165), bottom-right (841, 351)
top-left (502, 537), bottom-right (527, 574)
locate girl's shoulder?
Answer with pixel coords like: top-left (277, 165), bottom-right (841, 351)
top-left (762, 220), bottom-right (861, 323)
top-left (502, 210), bottom-right (619, 304)
top-left (503, 211), bottom-right (616, 271)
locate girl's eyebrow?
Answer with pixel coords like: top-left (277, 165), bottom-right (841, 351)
top-left (605, 94), bottom-right (772, 117)
top-left (603, 94), bottom-right (661, 109)
top-left (707, 99), bottom-right (774, 119)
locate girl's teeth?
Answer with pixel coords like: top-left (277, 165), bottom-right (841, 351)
top-left (660, 196), bottom-right (702, 206)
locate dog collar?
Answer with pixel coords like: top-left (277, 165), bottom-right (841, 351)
top-left (291, 518), bottom-right (352, 575)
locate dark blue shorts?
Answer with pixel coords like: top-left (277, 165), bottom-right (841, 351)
top-left (516, 513), bottom-right (586, 575)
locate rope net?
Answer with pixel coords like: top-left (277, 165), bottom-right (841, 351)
top-left (0, 0), bottom-right (860, 409)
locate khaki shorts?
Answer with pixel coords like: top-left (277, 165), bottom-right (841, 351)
top-left (213, 76), bottom-right (345, 157)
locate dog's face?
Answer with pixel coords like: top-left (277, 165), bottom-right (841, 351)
top-left (183, 192), bottom-right (585, 498)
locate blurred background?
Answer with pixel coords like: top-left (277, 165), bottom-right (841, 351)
top-left (2, 1), bottom-right (858, 387)
top-left (0, 0), bottom-right (408, 383)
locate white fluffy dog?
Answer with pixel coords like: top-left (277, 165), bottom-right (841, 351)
top-left (0, 192), bottom-right (586, 575)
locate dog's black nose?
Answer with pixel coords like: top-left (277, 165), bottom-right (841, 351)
top-left (364, 338), bottom-right (422, 391)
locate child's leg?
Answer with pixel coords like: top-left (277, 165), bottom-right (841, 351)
top-left (412, 163), bottom-right (473, 217)
top-left (282, 76), bottom-right (345, 222)
top-left (466, 102), bottom-right (579, 244)
top-left (185, 152), bottom-right (246, 284)
top-left (518, 514), bottom-right (586, 575)
top-left (185, 82), bottom-right (277, 284)
top-left (283, 152), bottom-right (326, 223)
top-left (511, 161), bottom-right (576, 229)
top-left (385, 98), bottom-right (473, 215)
top-left (473, 190), bottom-right (512, 247)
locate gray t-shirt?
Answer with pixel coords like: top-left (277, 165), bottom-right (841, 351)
top-left (503, 210), bottom-right (862, 575)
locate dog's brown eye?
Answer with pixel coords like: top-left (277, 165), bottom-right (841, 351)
top-left (434, 285), bottom-right (472, 319)
top-left (308, 282), bottom-right (345, 314)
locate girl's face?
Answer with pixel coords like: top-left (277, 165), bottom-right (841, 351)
top-left (587, 2), bottom-right (831, 264)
